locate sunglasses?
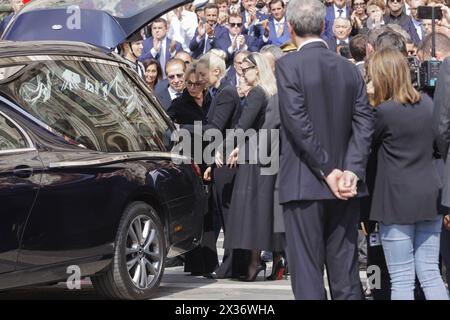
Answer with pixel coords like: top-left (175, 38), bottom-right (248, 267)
top-left (353, 2), bottom-right (366, 7)
top-left (241, 66), bottom-right (256, 75)
top-left (186, 81), bottom-right (203, 87)
top-left (389, 0), bottom-right (402, 3)
top-left (168, 73), bottom-right (184, 80)
top-left (230, 22), bottom-right (243, 27)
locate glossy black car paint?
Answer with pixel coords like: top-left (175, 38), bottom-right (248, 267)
top-left (0, 41), bottom-right (206, 291)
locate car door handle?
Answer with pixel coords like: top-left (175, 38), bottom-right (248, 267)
top-left (13, 165), bottom-right (34, 179)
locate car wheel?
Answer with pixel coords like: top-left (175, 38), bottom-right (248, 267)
top-left (92, 201), bottom-right (166, 300)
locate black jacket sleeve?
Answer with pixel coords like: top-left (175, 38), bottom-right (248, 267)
top-left (433, 58), bottom-right (450, 160)
top-left (343, 70), bottom-right (375, 180)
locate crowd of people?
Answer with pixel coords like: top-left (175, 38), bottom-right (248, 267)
top-left (114, 0), bottom-right (450, 300)
top-left (3, 0), bottom-right (450, 300)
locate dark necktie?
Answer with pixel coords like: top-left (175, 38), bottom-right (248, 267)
top-left (338, 9), bottom-right (343, 17)
top-left (210, 87), bottom-right (219, 97)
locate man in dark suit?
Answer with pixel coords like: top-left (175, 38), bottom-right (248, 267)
top-left (139, 18), bottom-right (183, 78)
top-left (323, 0), bottom-right (351, 40)
top-left (266, 0), bottom-right (290, 47)
top-left (241, 0), bottom-right (269, 37)
top-left (189, 3), bottom-right (228, 59)
top-left (224, 50), bottom-right (250, 87)
top-left (276, 0), bottom-right (374, 300)
top-left (154, 58), bottom-right (186, 110)
top-left (383, 0), bottom-right (420, 46)
top-left (325, 17), bottom-right (352, 55)
top-left (216, 14), bottom-right (269, 66)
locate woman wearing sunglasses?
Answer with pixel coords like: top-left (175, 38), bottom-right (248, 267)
top-left (350, 0), bottom-right (368, 32)
top-left (167, 63), bottom-right (211, 126)
top-left (367, 48), bottom-right (449, 300)
top-left (167, 63), bottom-right (220, 278)
top-left (217, 53), bottom-right (280, 282)
top-left (180, 49), bottom-right (243, 279)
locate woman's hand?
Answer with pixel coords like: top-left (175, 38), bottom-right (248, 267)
top-left (227, 148), bottom-right (240, 168)
top-left (203, 167), bottom-right (212, 182)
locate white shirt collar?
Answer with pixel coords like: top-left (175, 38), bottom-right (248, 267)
top-left (336, 37), bottom-right (349, 44)
top-left (274, 16), bottom-right (285, 25)
top-left (297, 38), bottom-right (328, 51)
top-left (168, 86), bottom-right (181, 100)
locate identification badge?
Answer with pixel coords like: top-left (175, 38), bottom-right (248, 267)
top-left (369, 231), bottom-right (381, 247)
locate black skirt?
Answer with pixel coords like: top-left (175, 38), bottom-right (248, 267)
top-left (224, 163), bottom-right (284, 251)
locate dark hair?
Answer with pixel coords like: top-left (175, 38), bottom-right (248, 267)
top-left (152, 17), bottom-right (168, 28)
top-left (269, 0), bottom-right (285, 9)
top-left (367, 26), bottom-right (388, 47)
top-left (375, 31), bottom-right (407, 56)
top-left (142, 59), bottom-right (163, 86)
top-left (350, 34), bottom-right (368, 62)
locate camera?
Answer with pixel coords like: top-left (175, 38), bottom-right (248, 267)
top-left (409, 56), bottom-right (442, 91)
top-left (408, 6), bottom-right (444, 92)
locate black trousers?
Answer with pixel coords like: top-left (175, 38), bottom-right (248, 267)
top-left (283, 199), bottom-right (364, 300)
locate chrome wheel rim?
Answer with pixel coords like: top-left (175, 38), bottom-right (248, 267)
top-left (126, 215), bottom-right (162, 289)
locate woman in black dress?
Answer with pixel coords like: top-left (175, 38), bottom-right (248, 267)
top-left (219, 53), bottom-right (279, 281)
top-left (167, 64), bottom-right (216, 277)
top-left (183, 49), bottom-right (243, 279)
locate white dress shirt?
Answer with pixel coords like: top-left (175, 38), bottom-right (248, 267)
top-left (228, 33), bottom-right (248, 55)
top-left (274, 16), bottom-right (286, 36)
top-left (168, 86), bottom-right (182, 101)
top-left (167, 10), bottom-right (198, 53)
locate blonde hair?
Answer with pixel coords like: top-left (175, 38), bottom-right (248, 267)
top-left (198, 49), bottom-right (227, 81)
top-left (367, 48), bottom-right (420, 106)
top-left (245, 52), bottom-right (278, 97)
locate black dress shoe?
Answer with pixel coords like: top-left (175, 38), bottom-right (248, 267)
top-left (203, 272), bottom-right (217, 279)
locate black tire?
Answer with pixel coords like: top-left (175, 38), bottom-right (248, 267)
top-left (92, 201), bottom-right (166, 300)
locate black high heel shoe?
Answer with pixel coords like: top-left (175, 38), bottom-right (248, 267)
top-left (266, 258), bottom-right (286, 281)
top-left (239, 262), bottom-right (267, 282)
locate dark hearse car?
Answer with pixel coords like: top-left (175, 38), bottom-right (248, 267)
top-left (0, 0), bottom-right (206, 300)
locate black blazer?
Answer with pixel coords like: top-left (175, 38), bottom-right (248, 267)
top-left (370, 95), bottom-right (441, 225)
top-left (276, 41), bottom-right (374, 203)
top-left (167, 90), bottom-right (211, 125)
top-left (224, 66), bottom-right (238, 87)
top-left (182, 79), bottom-right (241, 136)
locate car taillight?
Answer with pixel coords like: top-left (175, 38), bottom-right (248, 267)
top-left (191, 161), bottom-right (202, 178)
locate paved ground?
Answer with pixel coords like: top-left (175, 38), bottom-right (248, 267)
top-left (0, 233), bottom-right (368, 300)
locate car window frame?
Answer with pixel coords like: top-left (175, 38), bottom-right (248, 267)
top-left (0, 109), bottom-right (35, 155)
